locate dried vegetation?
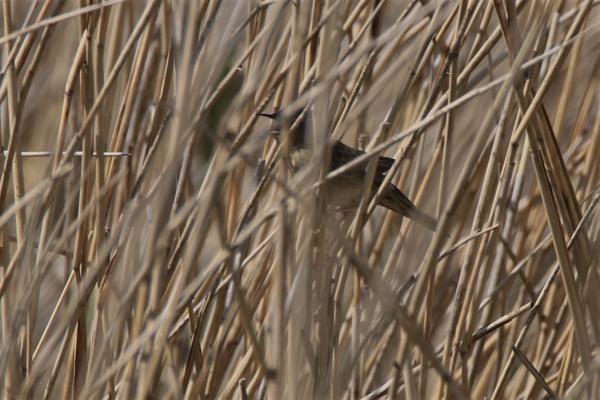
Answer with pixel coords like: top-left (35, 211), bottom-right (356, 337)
top-left (0, 0), bottom-right (600, 399)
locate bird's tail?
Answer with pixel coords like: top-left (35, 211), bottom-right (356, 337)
top-left (379, 185), bottom-right (437, 231)
top-left (404, 205), bottom-right (437, 231)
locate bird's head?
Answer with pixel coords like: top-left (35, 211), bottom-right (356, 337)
top-left (257, 108), bottom-right (309, 149)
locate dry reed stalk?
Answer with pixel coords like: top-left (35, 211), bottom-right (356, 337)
top-left (0, 1), bottom-right (599, 399)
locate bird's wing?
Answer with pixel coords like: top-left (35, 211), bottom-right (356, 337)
top-left (332, 141), bottom-right (395, 174)
top-left (375, 154), bottom-right (395, 174)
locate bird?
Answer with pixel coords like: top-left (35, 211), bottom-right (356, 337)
top-left (258, 109), bottom-right (437, 231)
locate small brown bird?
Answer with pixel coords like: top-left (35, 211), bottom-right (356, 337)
top-left (258, 109), bottom-right (437, 231)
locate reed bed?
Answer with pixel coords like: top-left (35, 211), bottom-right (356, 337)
top-left (0, 0), bottom-right (599, 398)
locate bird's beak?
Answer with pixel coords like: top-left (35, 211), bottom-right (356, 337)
top-left (257, 112), bottom-right (278, 120)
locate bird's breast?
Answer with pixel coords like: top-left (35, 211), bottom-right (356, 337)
top-left (288, 148), bottom-right (312, 172)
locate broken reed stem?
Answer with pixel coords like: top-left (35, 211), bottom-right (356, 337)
top-left (1, 151), bottom-right (131, 157)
